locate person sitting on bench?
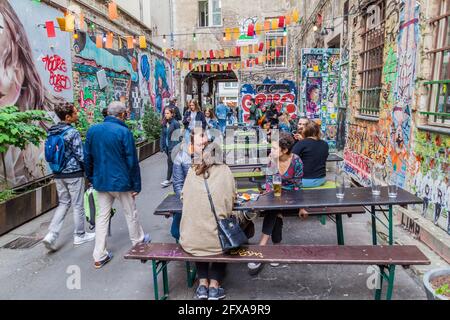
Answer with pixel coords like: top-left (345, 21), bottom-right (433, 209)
top-left (179, 129), bottom-right (237, 300)
top-left (292, 120), bottom-right (329, 188)
top-left (248, 133), bottom-right (304, 275)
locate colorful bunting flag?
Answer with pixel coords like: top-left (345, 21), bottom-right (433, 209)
top-left (109, 1), bottom-right (118, 20)
top-left (106, 32), bottom-right (113, 49)
top-left (45, 21), bottom-right (56, 38)
top-left (126, 36), bottom-right (134, 49)
top-left (65, 14), bottom-right (75, 32)
top-left (96, 34), bottom-right (103, 48)
top-left (139, 36), bottom-right (147, 48)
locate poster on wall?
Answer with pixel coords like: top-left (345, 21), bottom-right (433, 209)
top-left (240, 78), bottom-right (297, 123)
top-left (0, 0), bottom-right (73, 187)
top-left (301, 48), bottom-right (340, 152)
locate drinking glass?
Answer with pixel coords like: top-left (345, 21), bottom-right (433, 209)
top-left (335, 172), bottom-right (345, 199)
top-left (388, 176), bottom-right (398, 198)
top-left (371, 165), bottom-right (382, 196)
top-left (273, 174), bottom-right (282, 197)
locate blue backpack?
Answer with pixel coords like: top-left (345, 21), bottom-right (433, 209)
top-left (45, 127), bottom-right (73, 174)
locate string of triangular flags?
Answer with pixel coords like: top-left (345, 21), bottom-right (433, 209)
top-left (40, 1), bottom-right (149, 50)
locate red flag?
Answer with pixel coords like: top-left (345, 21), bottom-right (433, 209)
top-left (247, 23), bottom-right (255, 37)
top-left (179, 50), bottom-right (184, 59)
top-left (236, 46), bottom-right (241, 56)
top-left (210, 50), bottom-right (214, 59)
top-left (259, 42), bottom-right (264, 52)
top-left (276, 50), bottom-right (281, 57)
top-left (255, 58), bottom-right (259, 65)
top-left (206, 64), bottom-right (211, 72)
top-left (45, 21), bottom-right (56, 38)
top-left (246, 60), bottom-right (250, 67)
top-left (228, 63), bottom-right (232, 71)
top-left (278, 16), bottom-right (285, 28)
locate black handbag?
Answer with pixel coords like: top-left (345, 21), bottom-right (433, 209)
top-left (204, 179), bottom-right (248, 252)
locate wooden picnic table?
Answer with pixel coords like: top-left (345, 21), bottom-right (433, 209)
top-left (154, 187), bottom-right (422, 247)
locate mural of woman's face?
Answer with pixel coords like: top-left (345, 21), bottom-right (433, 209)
top-left (0, 13), bottom-right (25, 107)
top-left (310, 88), bottom-right (320, 103)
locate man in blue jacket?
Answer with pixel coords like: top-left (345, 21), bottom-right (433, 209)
top-left (85, 101), bottom-right (150, 269)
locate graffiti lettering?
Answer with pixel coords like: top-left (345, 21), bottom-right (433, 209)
top-left (42, 54), bottom-right (71, 92)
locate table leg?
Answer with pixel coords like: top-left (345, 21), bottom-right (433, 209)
top-left (152, 260), bottom-right (159, 301)
top-left (162, 262), bottom-right (169, 300)
top-left (386, 265), bottom-right (396, 300)
top-left (335, 214), bottom-right (345, 245)
top-left (388, 205), bottom-right (393, 246)
top-left (371, 206), bottom-right (377, 245)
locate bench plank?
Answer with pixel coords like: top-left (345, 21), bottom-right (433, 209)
top-left (125, 243), bottom-right (430, 266)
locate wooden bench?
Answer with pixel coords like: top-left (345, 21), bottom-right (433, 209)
top-left (125, 243), bottom-right (430, 300)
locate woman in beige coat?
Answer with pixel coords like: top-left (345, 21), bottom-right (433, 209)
top-left (179, 129), bottom-right (236, 300)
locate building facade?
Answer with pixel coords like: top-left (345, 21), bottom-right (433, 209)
top-left (300, 0), bottom-right (450, 261)
top-left (169, 0), bottom-right (302, 120)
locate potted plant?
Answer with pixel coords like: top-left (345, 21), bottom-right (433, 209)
top-left (423, 268), bottom-right (450, 300)
top-left (140, 105), bottom-right (162, 159)
top-left (0, 106), bottom-right (54, 235)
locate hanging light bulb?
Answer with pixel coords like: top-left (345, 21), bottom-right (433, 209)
top-left (163, 35), bottom-right (166, 43)
top-left (313, 24), bottom-right (318, 32)
top-left (102, 33), bottom-right (106, 43)
top-left (283, 26), bottom-right (287, 36)
top-left (193, 33), bottom-right (196, 41)
top-left (223, 32), bottom-right (226, 41)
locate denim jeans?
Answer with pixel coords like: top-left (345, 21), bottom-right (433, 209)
top-left (48, 177), bottom-right (86, 238)
top-left (302, 177), bottom-right (326, 188)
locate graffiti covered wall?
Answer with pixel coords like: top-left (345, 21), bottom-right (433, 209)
top-left (0, 0), bottom-right (74, 187)
top-left (240, 78), bottom-right (298, 122)
top-left (344, 0), bottom-right (450, 234)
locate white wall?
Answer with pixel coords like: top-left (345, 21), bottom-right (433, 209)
top-left (115, 0), bottom-right (151, 28)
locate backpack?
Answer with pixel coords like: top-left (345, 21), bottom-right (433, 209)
top-left (84, 187), bottom-right (116, 236)
top-left (45, 127), bottom-right (73, 174)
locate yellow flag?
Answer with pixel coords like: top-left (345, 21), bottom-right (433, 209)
top-left (139, 36), bottom-right (147, 48)
top-left (271, 19), bottom-right (278, 30)
top-left (65, 14), bottom-right (75, 32)
top-left (255, 22), bottom-right (262, 35)
top-left (292, 9), bottom-right (299, 23)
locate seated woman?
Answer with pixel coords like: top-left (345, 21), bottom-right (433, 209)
top-left (292, 121), bottom-right (329, 188)
top-left (170, 137), bottom-right (193, 241)
top-left (247, 132), bottom-right (303, 275)
top-left (179, 129), bottom-right (237, 300)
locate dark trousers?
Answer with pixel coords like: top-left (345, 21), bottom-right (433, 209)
top-left (261, 210), bottom-right (296, 244)
top-left (166, 151), bottom-right (173, 181)
top-left (195, 262), bottom-right (227, 282)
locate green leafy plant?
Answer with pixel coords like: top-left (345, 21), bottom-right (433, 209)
top-left (142, 105), bottom-right (162, 142)
top-left (0, 187), bottom-right (15, 203)
top-left (435, 284), bottom-right (450, 296)
top-left (0, 106), bottom-right (49, 188)
top-left (126, 119), bottom-right (145, 142)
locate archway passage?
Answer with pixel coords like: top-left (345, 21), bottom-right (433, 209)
top-left (184, 67), bottom-right (238, 111)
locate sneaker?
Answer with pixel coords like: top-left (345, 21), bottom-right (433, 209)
top-left (42, 233), bottom-right (57, 252)
top-left (142, 234), bottom-right (152, 244)
top-left (195, 285), bottom-right (208, 300)
top-left (247, 262), bottom-right (264, 276)
top-left (208, 287), bottom-right (226, 300)
top-left (94, 252), bottom-right (113, 269)
top-left (74, 232), bottom-right (96, 246)
top-left (270, 263), bottom-right (280, 267)
top-left (161, 180), bottom-right (172, 188)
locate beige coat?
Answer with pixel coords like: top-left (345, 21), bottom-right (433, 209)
top-left (179, 164), bottom-right (236, 256)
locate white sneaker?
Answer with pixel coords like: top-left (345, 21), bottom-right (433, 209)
top-left (42, 233), bottom-right (57, 252)
top-left (270, 263), bottom-right (280, 267)
top-left (74, 232), bottom-right (96, 245)
top-left (161, 180), bottom-right (172, 188)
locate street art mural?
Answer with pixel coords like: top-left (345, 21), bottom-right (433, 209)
top-left (301, 48), bottom-right (340, 151)
top-left (410, 132), bottom-right (450, 234)
top-left (240, 77), bottom-right (298, 122)
top-left (336, 47), bottom-right (350, 150)
top-left (389, 0), bottom-right (419, 187)
top-left (0, 0), bottom-right (73, 187)
top-left (154, 59), bottom-right (171, 114)
top-left (73, 33), bottom-right (141, 120)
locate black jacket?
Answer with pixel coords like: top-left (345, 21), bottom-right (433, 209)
top-left (182, 110), bottom-right (207, 130)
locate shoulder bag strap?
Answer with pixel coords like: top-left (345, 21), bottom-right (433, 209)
top-left (203, 178), bottom-right (221, 225)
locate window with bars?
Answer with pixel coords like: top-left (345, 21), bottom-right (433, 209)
top-left (358, 0), bottom-right (386, 117)
top-left (423, 0), bottom-right (450, 127)
top-left (265, 32), bottom-right (288, 68)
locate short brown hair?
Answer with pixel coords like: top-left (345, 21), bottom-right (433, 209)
top-left (278, 132), bottom-right (296, 153)
top-left (303, 121), bottom-right (320, 139)
top-left (54, 103), bottom-right (75, 121)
